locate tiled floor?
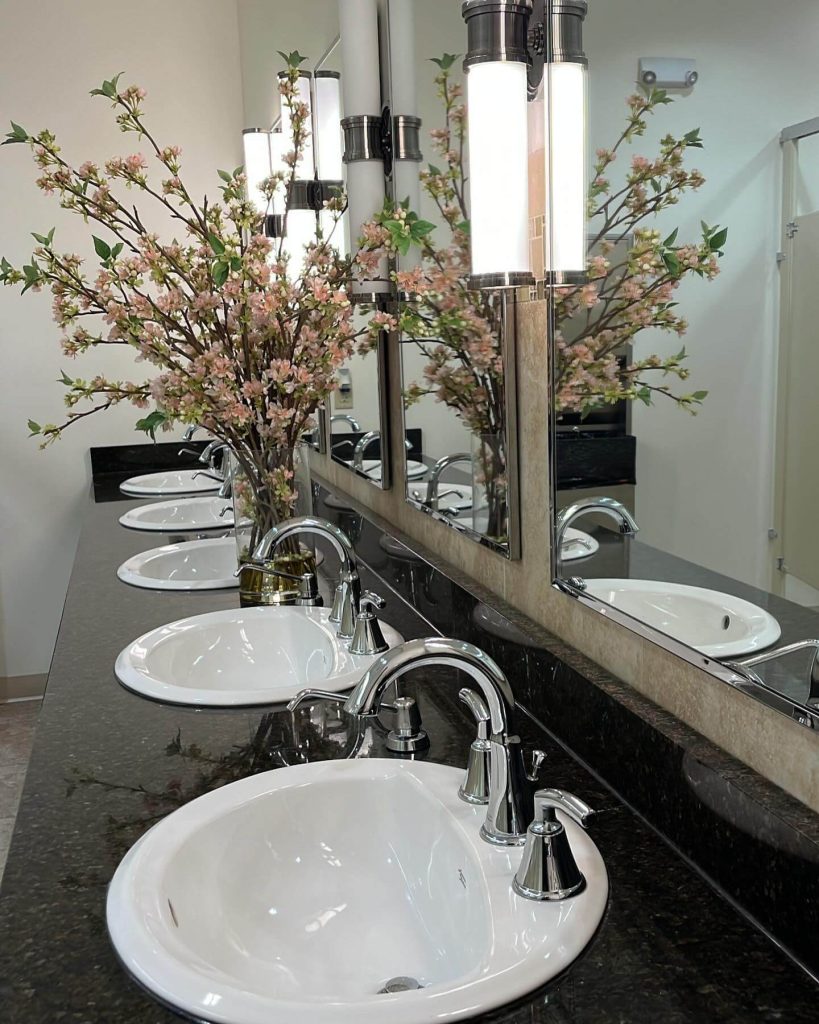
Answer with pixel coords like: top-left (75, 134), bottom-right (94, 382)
top-left (0, 699), bottom-right (40, 885)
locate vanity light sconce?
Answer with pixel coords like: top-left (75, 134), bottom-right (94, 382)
top-left (461, 0), bottom-right (590, 291)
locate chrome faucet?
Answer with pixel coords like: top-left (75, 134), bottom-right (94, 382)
top-left (352, 430), bottom-right (380, 471)
top-left (342, 637), bottom-right (533, 846)
top-left (253, 516), bottom-right (361, 639)
top-left (425, 453), bottom-right (471, 512)
top-left (331, 413), bottom-right (362, 432)
top-left (555, 496), bottom-right (639, 581)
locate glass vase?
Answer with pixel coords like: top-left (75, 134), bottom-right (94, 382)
top-left (471, 432), bottom-right (508, 544)
top-left (230, 444), bottom-right (315, 607)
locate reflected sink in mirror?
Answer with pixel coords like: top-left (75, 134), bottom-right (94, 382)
top-left (119, 496), bottom-right (246, 533)
top-left (584, 580), bottom-right (781, 658)
top-left (115, 607), bottom-right (404, 707)
top-left (359, 459), bottom-right (427, 483)
top-left (120, 469), bottom-right (220, 497)
top-left (107, 759), bottom-right (608, 1024)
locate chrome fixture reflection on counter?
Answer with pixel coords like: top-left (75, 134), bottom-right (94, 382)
top-left (342, 636), bottom-right (533, 846)
top-left (513, 788), bottom-right (595, 901)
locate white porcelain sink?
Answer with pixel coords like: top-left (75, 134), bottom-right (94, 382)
top-left (118, 537), bottom-right (240, 590)
top-left (584, 579), bottom-right (781, 658)
top-left (561, 527), bottom-right (599, 562)
top-left (107, 758), bottom-right (608, 1024)
top-left (117, 539), bottom-right (325, 592)
top-left (119, 496), bottom-right (246, 533)
top-left (120, 469), bottom-right (220, 497)
top-left (115, 606), bottom-right (404, 706)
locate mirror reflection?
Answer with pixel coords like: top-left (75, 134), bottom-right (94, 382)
top-left (552, 0), bottom-right (819, 723)
top-left (391, 0), bottom-right (519, 555)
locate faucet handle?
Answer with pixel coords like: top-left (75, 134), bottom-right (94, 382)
top-left (458, 688), bottom-right (491, 805)
top-left (458, 687), bottom-right (490, 741)
top-left (349, 591), bottom-right (389, 656)
top-left (512, 788), bottom-right (595, 901)
top-left (527, 749), bottom-right (547, 782)
top-left (287, 689), bottom-right (347, 713)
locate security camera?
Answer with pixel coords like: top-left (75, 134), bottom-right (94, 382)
top-left (641, 69), bottom-right (657, 86)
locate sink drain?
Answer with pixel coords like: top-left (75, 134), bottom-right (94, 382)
top-left (378, 976), bottom-right (424, 994)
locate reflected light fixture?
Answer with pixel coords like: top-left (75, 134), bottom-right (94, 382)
top-left (241, 128), bottom-right (273, 218)
top-left (461, 0), bottom-right (589, 289)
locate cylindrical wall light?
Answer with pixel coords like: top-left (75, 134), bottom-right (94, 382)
top-left (241, 128), bottom-right (273, 219)
top-left (462, 0), bottom-right (533, 290)
top-left (543, 0), bottom-right (588, 283)
top-left (314, 70), bottom-right (344, 180)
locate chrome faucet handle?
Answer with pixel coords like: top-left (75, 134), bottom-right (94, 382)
top-left (527, 749), bottom-right (547, 782)
top-left (235, 562), bottom-right (322, 606)
top-left (349, 591), bottom-right (388, 656)
top-left (458, 688), bottom-right (491, 805)
top-left (512, 788), bottom-right (595, 902)
top-left (218, 504), bottom-right (232, 519)
top-left (385, 695), bottom-right (429, 754)
top-left (335, 570), bottom-right (362, 641)
top-left (177, 446), bottom-right (201, 459)
top-left (192, 469), bottom-right (223, 483)
top-left (287, 689), bottom-right (348, 713)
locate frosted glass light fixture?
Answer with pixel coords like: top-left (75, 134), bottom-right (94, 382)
top-left (314, 70), bottom-right (344, 180)
top-left (241, 129), bottom-right (272, 217)
top-left (542, 1), bottom-right (588, 283)
top-left (462, 0), bottom-right (534, 290)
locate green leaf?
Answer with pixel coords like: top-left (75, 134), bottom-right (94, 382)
top-left (426, 164), bottom-right (442, 177)
top-left (111, 242), bottom-right (124, 259)
top-left (217, 169), bottom-right (233, 183)
top-left (691, 390), bottom-right (709, 402)
top-left (135, 409), bottom-right (168, 442)
top-left (207, 232), bottom-right (225, 255)
top-left (21, 263), bottom-right (41, 293)
top-left (32, 232), bottom-right (50, 246)
top-left (662, 228), bottom-right (679, 247)
top-left (278, 50), bottom-right (307, 68)
top-left (662, 252), bottom-right (681, 277)
top-left (212, 260), bottom-right (229, 287)
top-left (92, 235), bottom-right (111, 261)
top-left (455, 220), bottom-right (470, 235)
top-left (709, 227), bottom-right (728, 251)
top-left (411, 220), bottom-right (435, 240)
top-left (27, 419), bottom-right (41, 436)
top-left (229, 255), bottom-right (242, 272)
top-left (430, 53), bottom-right (459, 70)
top-left (636, 386), bottom-right (653, 406)
top-left (59, 369), bottom-right (73, 386)
top-left (2, 121), bottom-right (29, 145)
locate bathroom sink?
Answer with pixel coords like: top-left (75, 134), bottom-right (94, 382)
top-left (584, 579), bottom-right (781, 658)
top-left (107, 758), bottom-right (608, 1024)
top-left (115, 606), bottom-right (404, 706)
top-left (118, 537), bottom-right (240, 590)
top-left (120, 469), bottom-right (220, 497)
top-left (119, 496), bottom-right (247, 533)
top-left (117, 538), bottom-right (324, 592)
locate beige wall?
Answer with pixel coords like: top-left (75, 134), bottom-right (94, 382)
top-left (0, 0), bottom-right (244, 678)
top-left (312, 301), bottom-right (819, 814)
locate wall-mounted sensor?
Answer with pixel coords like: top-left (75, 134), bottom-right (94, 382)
top-left (638, 58), bottom-right (698, 90)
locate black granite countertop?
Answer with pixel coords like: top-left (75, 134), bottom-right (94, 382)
top-left (0, 478), bottom-right (817, 1021)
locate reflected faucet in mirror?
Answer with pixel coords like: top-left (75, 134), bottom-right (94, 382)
top-left (425, 452), bottom-right (471, 512)
top-left (725, 639), bottom-right (819, 708)
top-left (555, 497), bottom-right (639, 583)
top-left (330, 413), bottom-right (361, 432)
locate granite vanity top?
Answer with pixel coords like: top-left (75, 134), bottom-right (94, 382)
top-left (0, 481), bottom-right (817, 1022)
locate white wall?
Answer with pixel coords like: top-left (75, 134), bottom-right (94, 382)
top-left (585, 0), bottom-right (819, 590)
top-left (0, 0), bottom-right (244, 679)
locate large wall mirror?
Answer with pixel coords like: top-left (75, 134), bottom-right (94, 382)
top-left (550, 0), bottom-right (819, 731)
top-left (387, 0), bottom-right (522, 558)
top-left (239, 1), bottom-right (394, 485)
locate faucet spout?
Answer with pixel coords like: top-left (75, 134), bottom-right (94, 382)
top-left (555, 496), bottom-right (639, 580)
top-left (343, 637), bottom-right (531, 845)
